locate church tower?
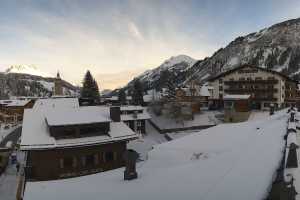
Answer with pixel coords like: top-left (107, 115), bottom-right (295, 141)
top-left (54, 71), bottom-right (63, 96)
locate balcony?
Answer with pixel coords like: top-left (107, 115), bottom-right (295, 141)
top-left (224, 79), bottom-right (279, 85)
top-left (224, 88), bottom-right (278, 93)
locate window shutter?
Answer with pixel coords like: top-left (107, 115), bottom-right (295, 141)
top-left (94, 154), bottom-right (99, 165)
top-left (59, 158), bottom-right (64, 169)
top-left (72, 157), bottom-right (77, 168)
top-left (113, 152), bottom-right (118, 161)
top-left (81, 157), bottom-right (86, 166)
top-left (103, 153), bottom-right (106, 163)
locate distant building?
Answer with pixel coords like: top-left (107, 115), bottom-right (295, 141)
top-left (120, 106), bottom-right (151, 134)
top-left (208, 64), bottom-right (299, 110)
top-left (223, 94), bottom-right (251, 122)
top-left (0, 99), bottom-right (35, 123)
top-left (175, 83), bottom-right (211, 113)
top-left (21, 103), bottom-right (138, 181)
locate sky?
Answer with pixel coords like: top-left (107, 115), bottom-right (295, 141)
top-left (1, 0), bottom-right (300, 89)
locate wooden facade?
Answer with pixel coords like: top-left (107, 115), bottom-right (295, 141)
top-left (0, 100), bottom-right (34, 123)
top-left (25, 141), bottom-right (127, 181)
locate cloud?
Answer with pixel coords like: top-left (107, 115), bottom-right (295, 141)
top-left (128, 21), bottom-right (144, 40)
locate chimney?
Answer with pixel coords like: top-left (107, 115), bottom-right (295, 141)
top-left (286, 143), bottom-right (299, 168)
top-left (110, 106), bottom-right (121, 122)
top-left (123, 149), bottom-right (139, 180)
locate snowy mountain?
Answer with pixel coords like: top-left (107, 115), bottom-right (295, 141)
top-left (5, 65), bottom-right (51, 77)
top-left (122, 17), bottom-right (300, 94)
top-left (0, 66), bottom-right (79, 99)
top-left (185, 17), bottom-right (300, 84)
top-left (122, 55), bottom-right (196, 92)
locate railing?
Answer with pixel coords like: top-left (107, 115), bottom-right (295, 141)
top-left (224, 79), bottom-right (279, 84)
top-left (224, 88), bottom-right (278, 93)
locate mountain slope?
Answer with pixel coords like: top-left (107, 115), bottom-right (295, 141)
top-left (123, 17), bottom-right (300, 93)
top-left (123, 55), bottom-right (196, 92)
top-left (185, 18), bottom-right (300, 84)
top-left (0, 66), bottom-right (79, 99)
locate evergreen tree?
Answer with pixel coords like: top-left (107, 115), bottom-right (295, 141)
top-left (118, 89), bottom-right (127, 105)
top-left (81, 70), bottom-right (100, 103)
top-left (132, 79), bottom-right (144, 105)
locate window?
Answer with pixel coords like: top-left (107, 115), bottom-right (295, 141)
top-left (219, 86), bottom-right (223, 91)
top-left (219, 79), bottom-right (223, 83)
top-left (136, 120), bottom-right (143, 133)
top-left (264, 103), bottom-right (270, 107)
top-left (60, 157), bottom-right (75, 169)
top-left (224, 101), bottom-right (234, 109)
top-left (104, 152), bottom-right (114, 162)
top-left (85, 154), bottom-right (95, 166)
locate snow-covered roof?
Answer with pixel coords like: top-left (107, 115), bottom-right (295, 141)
top-left (24, 110), bottom-right (288, 200)
top-left (120, 106), bottom-right (144, 111)
top-left (223, 94), bottom-right (251, 100)
top-left (45, 109), bottom-right (111, 126)
top-left (143, 94), bottom-right (153, 102)
top-left (0, 99), bottom-right (31, 107)
top-left (21, 106), bottom-right (137, 150)
top-left (121, 112), bottom-right (151, 121)
top-left (33, 98), bottom-right (79, 111)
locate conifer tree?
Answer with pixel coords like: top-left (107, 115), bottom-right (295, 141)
top-left (132, 79), bottom-right (144, 105)
top-left (81, 70), bottom-right (100, 103)
top-left (118, 89), bottom-right (127, 105)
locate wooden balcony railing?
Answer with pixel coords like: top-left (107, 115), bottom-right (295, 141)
top-left (224, 79), bottom-right (279, 84)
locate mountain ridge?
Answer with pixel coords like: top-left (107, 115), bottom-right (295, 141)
top-left (122, 17), bottom-right (300, 94)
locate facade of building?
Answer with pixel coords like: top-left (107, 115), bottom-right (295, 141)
top-left (208, 64), bottom-right (299, 110)
top-left (21, 102), bottom-right (138, 181)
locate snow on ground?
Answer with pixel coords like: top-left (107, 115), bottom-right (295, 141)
top-left (150, 110), bottom-right (221, 130)
top-left (24, 110), bottom-right (288, 200)
top-left (128, 121), bottom-right (167, 160)
top-left (0, 124), bottom-right (20, 143)
top-left (248, 111), bottom-right (270, 121)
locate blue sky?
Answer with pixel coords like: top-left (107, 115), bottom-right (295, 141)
top-left (0, 0), bottom-right (300, 89)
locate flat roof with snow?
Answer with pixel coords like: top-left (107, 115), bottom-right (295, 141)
top-left (0, 99), bottom-right (31, 107)
top-left (223, 94), bottom-right (251, 100)
top-left (45, 109), bottom-right (111, 126)
top-left (24, 110), bottom-right (288, 200)
top-left (32, 98), bottom-right (79, 111)
top-left (120, 105), bottom-right (144, 111)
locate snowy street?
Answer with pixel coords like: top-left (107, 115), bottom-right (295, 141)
top-left (0, 155), bottom-right (20, 200)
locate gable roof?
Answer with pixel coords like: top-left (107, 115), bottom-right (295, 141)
top-left (207, 64), bottom-right (297, 83)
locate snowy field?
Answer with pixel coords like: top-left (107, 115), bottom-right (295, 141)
top-left (150, 110), bottom-right (222, 130)
top-left (24, 110), bottom-right (289, 200)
